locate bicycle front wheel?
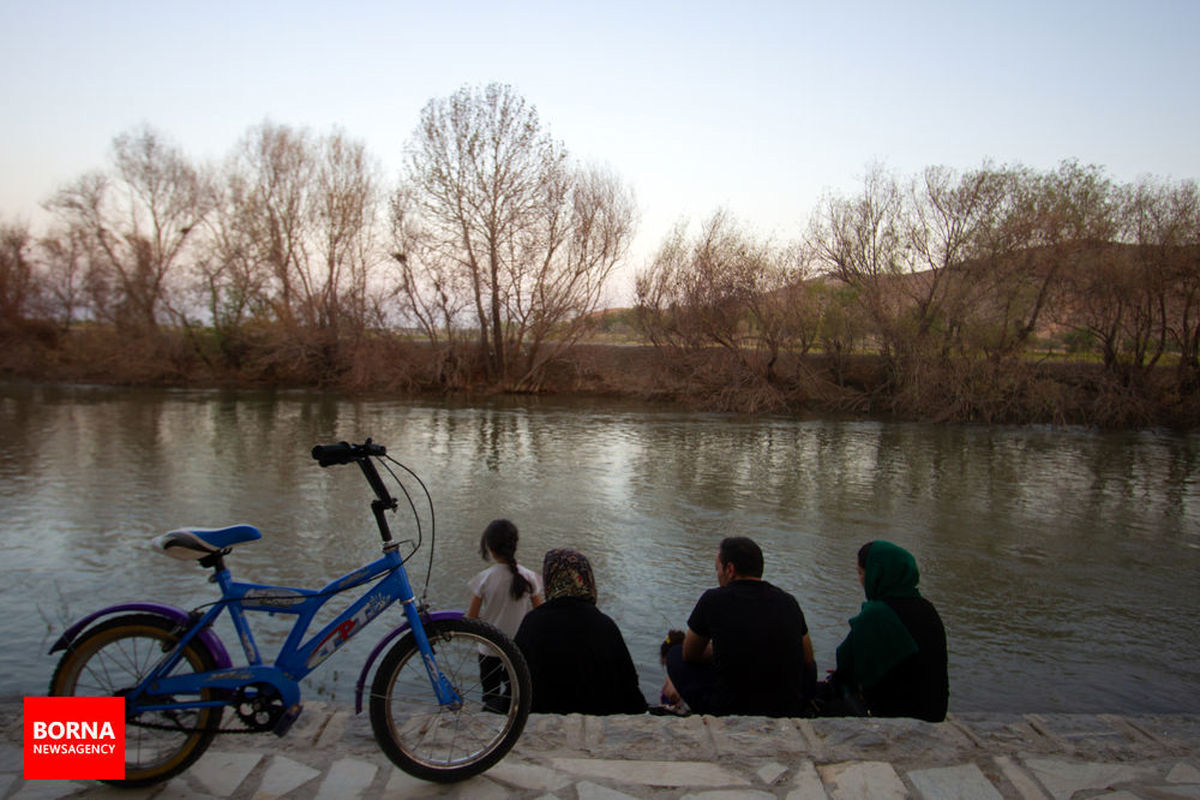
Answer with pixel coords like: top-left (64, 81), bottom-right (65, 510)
top-left (49, 613), bottom-right (222, 787)
top-left (369, 617), bottom-right (531, 783)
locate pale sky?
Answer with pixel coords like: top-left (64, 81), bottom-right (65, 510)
top-left (2, 0), bottom-right (1198, 302)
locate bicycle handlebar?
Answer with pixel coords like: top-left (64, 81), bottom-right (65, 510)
top-left (311, 440), bottom-right (387, 467)
top-left (311, 439), bottom-right (398, 544)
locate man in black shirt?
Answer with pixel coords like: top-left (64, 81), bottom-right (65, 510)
top-left (666, 537), bottom-right (816, 717)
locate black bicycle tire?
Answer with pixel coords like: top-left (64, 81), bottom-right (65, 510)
top-left (48, 613), bottom-right (221, 787)
top-left (369, 617), bottom-right (531, 783)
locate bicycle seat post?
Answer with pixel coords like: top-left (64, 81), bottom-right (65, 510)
top-left (198, 549), bottom-right (229, 576)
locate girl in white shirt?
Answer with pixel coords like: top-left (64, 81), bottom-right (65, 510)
top-left (466, 519), bottom-right (543, 712)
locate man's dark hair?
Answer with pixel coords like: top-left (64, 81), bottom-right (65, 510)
top-left (718, 536), bottom-right (764, 578)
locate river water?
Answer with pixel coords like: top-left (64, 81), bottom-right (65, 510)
top-left (1, 381), bottom-right (1198, 714)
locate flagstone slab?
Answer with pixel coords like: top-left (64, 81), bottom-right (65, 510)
top-left (1168, 762), bottom-right (1200, 783)
top-left (818, 761), bottom-right (908, 800)
top-left (252, 754), bottom-right (320, 800)
top-left (1124, 716), bottom-right (1200, 749)
top-left (1025, 714), bottom-right (1129, 741)
top-left (11, 780), bottom-right (94, 800)
top-left (787, 760), bottom-right (830, 800)
top-left (189, 750), bottom-right (261, 797)
top-left (1023, 758), bottom-right (1158, 800)
top-left (576, 780), bottom-right (643, 800)
top-left (908, 763), bottom-right (1003, 800)
top-left (1026, 714), bottom-right (1146, 760)
top-left (813, 719), bottom-right (891, 750)
top-left (550, 757), bottom-right (750, 787)
top-left (944, 714), bottom-right (1050, 752)
top-left (382, 767), bottom-right (448, 797)
top-left (815, 717), bottom-right (966, 762)
top-left (710, 716), bottom-right (812, 756)
top-left (286, 704), bottom-right (334, 742)
top-left (442, 775), bottom-right (510, 800)
top-left (76, 782), bottom-right (168, 799)
top-left (597, 714), bottom-right (700, 758)
top-left (313, 709), bottom-right (352, 749)
top-left (993, 755), bottom-right (1050, 800)
top-left (143, 785), bottom-right (219, 799)
top-left (313, 757), bottom-right (376, 800)
top-left (0, 743), bottom-right (21, 772)
top-left (757, 761), bottom-right (788, 785)
top-left (486, 758), bottom-right (573, 792)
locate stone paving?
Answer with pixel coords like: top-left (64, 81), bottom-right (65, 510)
top-left (2, 701), bottom-right (1198, 799)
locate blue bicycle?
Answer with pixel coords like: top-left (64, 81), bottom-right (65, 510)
top-left (48, 440), bottom-right (532, 786)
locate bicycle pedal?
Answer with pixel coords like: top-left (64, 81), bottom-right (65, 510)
top-left (272, 703), bottom-right (303, 737)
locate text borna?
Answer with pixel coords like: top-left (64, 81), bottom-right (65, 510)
top-left (32, 721), bottom-right (117, 740)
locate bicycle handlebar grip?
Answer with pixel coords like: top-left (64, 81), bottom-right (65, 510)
top-left (362, 441), bottom-right (387, 457)
top-left (311, 440), bottom-right (388, 466)
top-left (312, 442), bottom-right (354, 467)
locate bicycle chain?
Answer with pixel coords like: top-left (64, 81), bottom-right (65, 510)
top-left (127, 714), bottom-right (261, 735)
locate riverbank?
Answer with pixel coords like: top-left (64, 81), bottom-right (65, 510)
top-left (3, 324), bottom-right (1198, 428)
top-left (2, 700), bottom-right (1199, 798)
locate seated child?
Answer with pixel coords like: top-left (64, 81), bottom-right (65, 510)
top-left (653, 629), bottom-right (688, 714)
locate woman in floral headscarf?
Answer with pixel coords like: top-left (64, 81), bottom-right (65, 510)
top-left (513, 548), bottom-right (647, 715)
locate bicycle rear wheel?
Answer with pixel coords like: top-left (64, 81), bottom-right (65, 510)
top-left (49, 613), bottom-right (222, 787)
top-left (369, 617), bottom-right (530, 783)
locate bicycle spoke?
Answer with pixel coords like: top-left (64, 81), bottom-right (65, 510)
top-left (50, 615), bottom-right (220, 786)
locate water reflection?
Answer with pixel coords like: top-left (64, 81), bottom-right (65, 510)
top-left (1, 381), bottom-right (1198, 713)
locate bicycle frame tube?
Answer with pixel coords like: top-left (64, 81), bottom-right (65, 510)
top-left (353, 608), bottom-right (463, 713)
top-left (130, 547), bottom-right (461, 710)
top-left (49, 602), bottom-right (232, 668)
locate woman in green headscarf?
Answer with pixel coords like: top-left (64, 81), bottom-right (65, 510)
top-left (827, 540), bottom-right (948, 721)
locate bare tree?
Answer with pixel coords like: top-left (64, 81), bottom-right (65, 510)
top-left (1117, 176), bottom-right (1200, 390)
top-left (190, 162), bottom-right (271, 366)
top-left (1043, 163), bottom-right (1135, 374)
top-left (0, 220), bottom-right (36, 328)
top-left (311, 130), bottom-right (380, 333)
top-left (808, 163), bottom-right (910, 379)
top-left (397, 83), bottom-right (635, 387)
top-left (386, 187), bottom-right (470, 343)
top-left (508, 164), bottom-right (635, 386)
top-left (636, 211), bottom-right (814, 382)
top-left (38, 224), bottom-right (93, 330)
top-left (216, 122), bottom-right (382, 338)
top-left (1161, 181), bottom-right (1200, 391)
top-left (810, 160), bottom-right (1124, 388)
top-left (811, 279), bottom-right (869, 386)
top-left (46, 126), bottom-right (211, 332)
top-left (224, 122), bottom-right (315, 331)
top-left (953, 164), bottom-right (1046, 360)
top-left (904, 164), bottom-right (1012, 357)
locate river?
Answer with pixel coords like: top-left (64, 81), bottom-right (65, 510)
top-left (1, 381), bottom-right (1198, 713)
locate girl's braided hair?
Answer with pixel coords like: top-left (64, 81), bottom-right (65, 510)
top-left (480, 519), bottom-right (533, 600)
